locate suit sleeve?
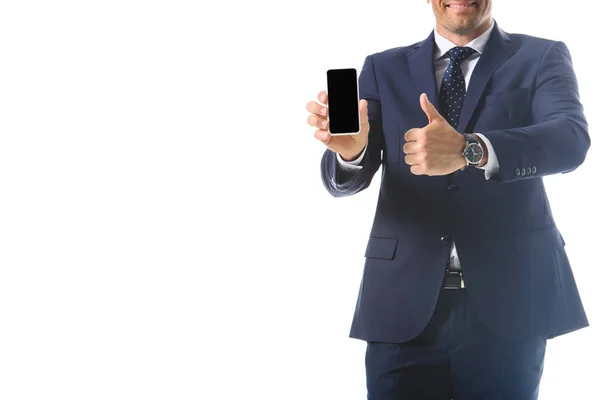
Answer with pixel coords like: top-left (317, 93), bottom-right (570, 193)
top-left (320, 55), bottom-right (385, 197)
top-left (483, 41), bottom-right (590, 183)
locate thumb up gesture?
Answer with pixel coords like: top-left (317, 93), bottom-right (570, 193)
top-left (403, 93), bottom-right (470, 175)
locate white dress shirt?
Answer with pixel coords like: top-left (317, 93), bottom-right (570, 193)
top-left (337, 21), bottom-right (499, 270)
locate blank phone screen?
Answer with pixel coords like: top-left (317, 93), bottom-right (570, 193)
top-left (326, 68), bottom-right (359, 134)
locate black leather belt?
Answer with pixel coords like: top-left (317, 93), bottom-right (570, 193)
top-left (443, 269), bottom-right (466, 289)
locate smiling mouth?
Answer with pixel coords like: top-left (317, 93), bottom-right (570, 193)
top-left (447, 2), bottom-right (477, 9)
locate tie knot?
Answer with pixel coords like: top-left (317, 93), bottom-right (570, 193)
top-left (446, 46), bottom-right (476, 63)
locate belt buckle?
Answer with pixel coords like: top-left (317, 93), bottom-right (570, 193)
top-left (444, 270), bottom-right (465, 290)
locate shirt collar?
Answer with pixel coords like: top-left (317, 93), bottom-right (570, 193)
top-left (433, 20), bottom-right (495, 60)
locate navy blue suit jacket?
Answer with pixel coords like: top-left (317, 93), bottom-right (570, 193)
top-left (321, 22), bottom-right (590, 342)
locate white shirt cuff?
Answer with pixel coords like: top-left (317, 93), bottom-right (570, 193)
top-left (474, 133), bottom-right (499, 180)
top-left (336, 142), bottom-right (367, 171)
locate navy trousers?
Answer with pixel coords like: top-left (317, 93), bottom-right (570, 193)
top-left (365, 288), bottom-right (546, 400)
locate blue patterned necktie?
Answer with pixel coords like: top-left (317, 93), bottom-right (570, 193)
top-left (439, 46), bottom-right (476, 129)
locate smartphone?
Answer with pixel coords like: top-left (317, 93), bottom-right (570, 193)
top-left (326, 68), bottom-right (360, 135)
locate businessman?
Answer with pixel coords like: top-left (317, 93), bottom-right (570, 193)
top-left (306, 1), bottom-right (590, 399)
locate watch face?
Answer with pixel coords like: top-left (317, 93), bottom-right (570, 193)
top-left (465, 143), bottom-right (483, 164)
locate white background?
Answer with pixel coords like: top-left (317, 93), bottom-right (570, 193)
top-left (0, 1), bottom-right (597, 399)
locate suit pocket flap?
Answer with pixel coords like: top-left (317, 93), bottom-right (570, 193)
top-left (515, 227), bottom-right (565, 253)
top-left (364, 237), bottom-right (398, 260)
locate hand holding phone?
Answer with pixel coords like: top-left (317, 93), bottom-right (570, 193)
top-left (306, 86), bottom-right (370, 162)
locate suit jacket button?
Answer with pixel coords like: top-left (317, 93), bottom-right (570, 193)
top-left (526, 167), bottom-right (532, 175)
top-left (515, 168), bottom-right (521, 176)
top-left (447, 184), bottom-right (459, 195)
top-left (532, 166), bottom-right (537, 174)
top-left (521, 168), bottom-right (526, 176)
top-left (440, 235), bottom-right (450, 244)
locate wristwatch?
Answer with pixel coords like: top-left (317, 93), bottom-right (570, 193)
top-left (462, 133), bottom-right (484, 166)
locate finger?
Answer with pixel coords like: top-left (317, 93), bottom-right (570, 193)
top-left (420, 93), bottom-right (443, 124)
top-left (404, 128), bottom-right (420, 142)
top-left (359, 99), bottom-right (369, 127)
top-left (404, 153), bottom-right (419, 166)
top-left (314, 129), bottom-right (331, 145)
top-left (306, 101), bottom-right (328, 117)
top-left (403, 141), bottom-right (419, 155)
top-left (318, 91), bottom-right (328, 105)
top-left (410, 165), bottom-right (424, 175)
top-left (307, 114), bottom-right (328, 129)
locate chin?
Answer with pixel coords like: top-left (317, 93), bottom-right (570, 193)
top-left (447, 19), bottom-right (481, 35)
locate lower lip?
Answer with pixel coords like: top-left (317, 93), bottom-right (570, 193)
top-left (447, 3), bottom-right (477, 12)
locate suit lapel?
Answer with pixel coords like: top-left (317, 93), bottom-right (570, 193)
top-left (457, 23), bottom-right (516, 133)
top-left (407, 31), bottom-right (439, 113)
top-left (406, 23), bottom-right (516, 134)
